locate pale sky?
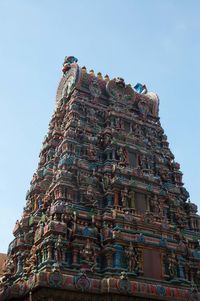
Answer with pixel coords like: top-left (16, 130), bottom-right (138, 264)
top-left (0, 0), bottom-right (200, 253)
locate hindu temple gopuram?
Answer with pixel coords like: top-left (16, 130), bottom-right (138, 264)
top-left (1, 56), bottom-right (200, 301)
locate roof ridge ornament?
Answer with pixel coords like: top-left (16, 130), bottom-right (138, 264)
top-left (62, 56), bottom-right (78, 75)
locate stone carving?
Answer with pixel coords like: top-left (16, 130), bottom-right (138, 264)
top-left (62, 56), bottom-right (78, 74)
top-left (88, 77), bottom-right (102, 97)
top-left (1, 56), bottom-right (200, 301)
top-left (125, 243), bottom-right (139, 274)
top-left (106, 78), bottom-right (135, 102)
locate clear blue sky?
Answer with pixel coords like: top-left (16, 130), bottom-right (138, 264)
top-left (0, 0), bottom-right (200, 253)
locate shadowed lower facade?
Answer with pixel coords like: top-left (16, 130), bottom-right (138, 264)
top-left (0, 56), bottom-right (200, 301)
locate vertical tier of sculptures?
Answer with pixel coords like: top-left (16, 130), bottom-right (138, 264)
top-left (1, 56), bottom-right (200, 301)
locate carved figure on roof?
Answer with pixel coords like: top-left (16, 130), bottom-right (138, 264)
top-left (138, 98), bottom-right (150, 119)
top-left (62, 56), bottom-right (78, 74)
top-left (134, 83), bottom-right (148, 94)
top-left (145, 92), bottom-right (159, 117)
top-left (115, 77), bottom-right (125, 88)
top-left (88, 77), bottom-right (102, 98)
top-left (106, 78), bottom-right (135, 102)
top-left (134, 83), bottom-right (159, 117)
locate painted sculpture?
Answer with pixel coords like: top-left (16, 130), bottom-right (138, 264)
top-left (0, 56), bottom-right (200, 301)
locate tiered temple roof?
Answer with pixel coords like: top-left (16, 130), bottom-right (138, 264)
top-left (0, 56), bottom-right (200, 301)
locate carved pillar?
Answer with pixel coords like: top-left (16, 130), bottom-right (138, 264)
top-left (129, 191), bottom-right (135, 209)
top-left (72, 249), bottom-right (79, 265)
top-left (47, 245), bottom-right (53, 260)
top-left (114, 191), bottom-right (119, 207)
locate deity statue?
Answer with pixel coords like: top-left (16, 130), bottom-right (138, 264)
top-left (87, 144), bottom-right (97, 161)
top-left (168, 251), bottom-right (178, 279)
top-left (23, 245), bottom-right (37, 274)
top-left (150, 195), bottom-right (160, 214)
top-left (125, 243), bottom-right (138, 273)
top-left (102, 174), bottom-right (111, 191)
top-left (62, 56), bottom-right (78, 74)
top-left (80, 239), bottom-right (96, 271)
top-left (121, 188), bottom-right (128, 208)
top-left (55, 235), bottom-right (63, 262)
top-left (117, 147), bottom-right (127, 167)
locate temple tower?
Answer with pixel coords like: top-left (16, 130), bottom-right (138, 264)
top-left (1, 56), bottom-right (200, 301)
